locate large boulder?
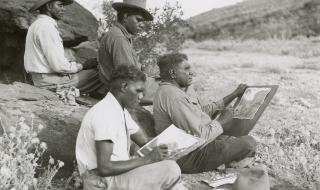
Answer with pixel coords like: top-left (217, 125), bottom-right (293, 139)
top-left (0, 82), bottom-right (88, 175)
top-left (0, 0), bottom-right (98, 83)
top-left (0, 82), bottom-right (155, 176)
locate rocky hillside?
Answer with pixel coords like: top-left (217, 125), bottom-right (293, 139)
top-left (0, 0), bottom-right (98, 83)
top-left (188, 0), bottom-right (320, 40)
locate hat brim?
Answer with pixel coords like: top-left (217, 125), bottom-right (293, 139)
top-left (112, 2), bottom-right (153, 21)
top-left (29, 0), bottom-right (74, 12)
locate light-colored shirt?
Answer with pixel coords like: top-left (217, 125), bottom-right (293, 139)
top-left (24, 14), bottom-right (82, 74)
top-left (76, 92), bottom-right (139, 175)
top-left (153, 82), bottom-right (224, 141)
top-left (98, 23), bottom-right (141, 85)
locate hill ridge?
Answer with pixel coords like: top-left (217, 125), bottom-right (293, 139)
top-left (188, 0), bottom-right (319, 40)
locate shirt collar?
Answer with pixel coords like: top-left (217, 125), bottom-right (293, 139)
top-left (103, 92), bottom-right (126, 113)
top-left (37, 14), bottom-right (58, 27)
top-left (114, 22), bottom-right (133, 42)
top-left (159, 81), bottom-right (188, 93)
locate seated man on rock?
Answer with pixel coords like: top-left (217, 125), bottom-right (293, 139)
top-left (153, 53), bottom-right (257, 173)
top-left (76, 65), bottom-right (181, 190)
top-left (24, 0), bottom-right (102, 94)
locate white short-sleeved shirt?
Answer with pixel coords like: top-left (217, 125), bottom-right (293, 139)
top-left (76, 92), bottom-right (140, 175)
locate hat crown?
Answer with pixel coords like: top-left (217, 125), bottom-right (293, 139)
top-left (122, 0), bottom-right (147, 9)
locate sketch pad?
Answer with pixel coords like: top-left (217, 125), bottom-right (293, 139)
top-left (137, 125), bottom-right (205, 160)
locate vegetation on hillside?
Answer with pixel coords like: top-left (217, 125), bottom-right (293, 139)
top-left (188, 0), bottom-right (320, 40)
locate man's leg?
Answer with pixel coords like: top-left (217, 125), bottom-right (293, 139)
top-left (107, 160), bottom-right (181, 190)
top-left (30, 70), bottom-right (103, 94)
top-left (82, 171), bottom-right (108, 190)
top-left (218, 109), bottom-right (257, 137)
top-left (177, 135), bottom-right (257, 173)
top-left (70, 69), bottom-right (103, 94)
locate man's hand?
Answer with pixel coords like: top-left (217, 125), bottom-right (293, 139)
top-left (233, 84), bottom-right (248, 97)
top-left (146, 144), bottom-right (169, 163)
top-left (217, 108), bottom-right (234, 132)
top-left (222, 84), bottom-right (248, 107)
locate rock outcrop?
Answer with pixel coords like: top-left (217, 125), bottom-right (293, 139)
top-left (0, 82), bottom-right (88, 174)
top-left (0, 0), bottom-right (98, 83)
top-left (0, 82), bottom-right (155, 175)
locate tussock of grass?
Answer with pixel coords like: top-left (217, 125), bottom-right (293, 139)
top-left (262, 66), bottom-right (283, 74)
top-left (292, 63), bottom-right (320, 71)
top-left (239, 62), bottom-right (255, 68)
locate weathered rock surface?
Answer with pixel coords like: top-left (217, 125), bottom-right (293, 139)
top-left (0, 0), bottom-right (98, 83)
top-left (0, 82), bottom-right (155, 175)
top-left (0, 82), bottom-right (88, 174)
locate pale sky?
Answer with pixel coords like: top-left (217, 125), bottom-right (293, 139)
top-left (76, 0), bottom-right (244, 19)
top-left (146, 0), bottom-right (244, 18)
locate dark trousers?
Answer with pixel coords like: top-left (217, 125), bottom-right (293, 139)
top-left (177, 113), bottom-right (258, 174)
top-left (177, 135), bottom-right (256, 173)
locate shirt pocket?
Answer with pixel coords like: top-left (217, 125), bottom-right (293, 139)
top-left (186, 96), bottom-right (201, 112)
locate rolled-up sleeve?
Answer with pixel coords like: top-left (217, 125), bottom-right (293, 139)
top-left (169, 98), bottom-right (223, 141)
top-left (37, 24), bottom-right (81, 73)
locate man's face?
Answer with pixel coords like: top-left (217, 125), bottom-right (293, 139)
top-left (174, 60), bottom-right (194, 88)
top-left (122, 80), bottom-right (145, 108)
top-left (124, 14), bottom-right (144, 35)
top-left (48, 1), bottom-right (66, 20)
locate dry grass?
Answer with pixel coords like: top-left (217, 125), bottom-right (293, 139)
top-left (187, 36), bottom-right (320, 59)
top-left (292, 61), bottom-right (320, 71)
top-left (183, 38), bottom-right (320, 189)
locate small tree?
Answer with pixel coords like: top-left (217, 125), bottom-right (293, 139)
top-left (101, 1), bottom-right (189, 76)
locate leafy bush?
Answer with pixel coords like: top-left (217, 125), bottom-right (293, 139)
top-left (0, 116), bottom-right (63, 190)
top-left (100, 0), bottom-right (189, 76)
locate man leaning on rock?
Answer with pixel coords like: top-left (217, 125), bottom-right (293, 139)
top-left (24, 0), bottom-right (102, 94)
top-left (76, 65), bottom-right (181, 190)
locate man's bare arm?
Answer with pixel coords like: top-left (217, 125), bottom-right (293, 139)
top-left (96, 140), bottom-right (168, 177)
top-left (222, 84), bottom-right (248, 106)
top-left (131, 129), bottom-right (151, 147)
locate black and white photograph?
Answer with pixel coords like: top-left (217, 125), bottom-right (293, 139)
top-left (0, 0), bottom-right (319, 189)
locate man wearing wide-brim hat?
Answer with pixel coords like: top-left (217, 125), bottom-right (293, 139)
top-left (24, 0), bottom-right (102, 95)
top-left (98, 0), bottom-right (154, 102)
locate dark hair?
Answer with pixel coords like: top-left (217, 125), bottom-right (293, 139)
top-left (38, 4), bottom-right (49, 14)
top-left (157, 53), bottom-right (188, 79)
top-left (117, 8), bottom-right (142, 22)
top-left (110, 64), bottom-right (146, 91)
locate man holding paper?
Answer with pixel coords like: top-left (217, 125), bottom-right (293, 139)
top-left (153, 53), bottom-right (257, 173)
top-left (76, 65), bottom-right (181, 190)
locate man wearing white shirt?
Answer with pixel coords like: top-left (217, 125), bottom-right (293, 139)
top-left (24, 0), bottom-right (101, 94)
top-left (76, 65), bottom-right (181, 190)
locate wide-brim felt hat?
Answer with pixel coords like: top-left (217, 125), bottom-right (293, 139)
top-left (29, 0), bottom-right (74, 12)
top-left (112, 0), bottom-right (153, 21)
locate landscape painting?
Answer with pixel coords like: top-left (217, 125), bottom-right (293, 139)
top-left (233, 87), bottom-right (271, 119)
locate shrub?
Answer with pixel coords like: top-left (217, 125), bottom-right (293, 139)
top-left (0, 116), bottom-right (63, 190)
top-left (101, 0), bottom-right (189, 76)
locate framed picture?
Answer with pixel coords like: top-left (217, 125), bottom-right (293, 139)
top-left (232, 85), bottom-right (279, 120)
